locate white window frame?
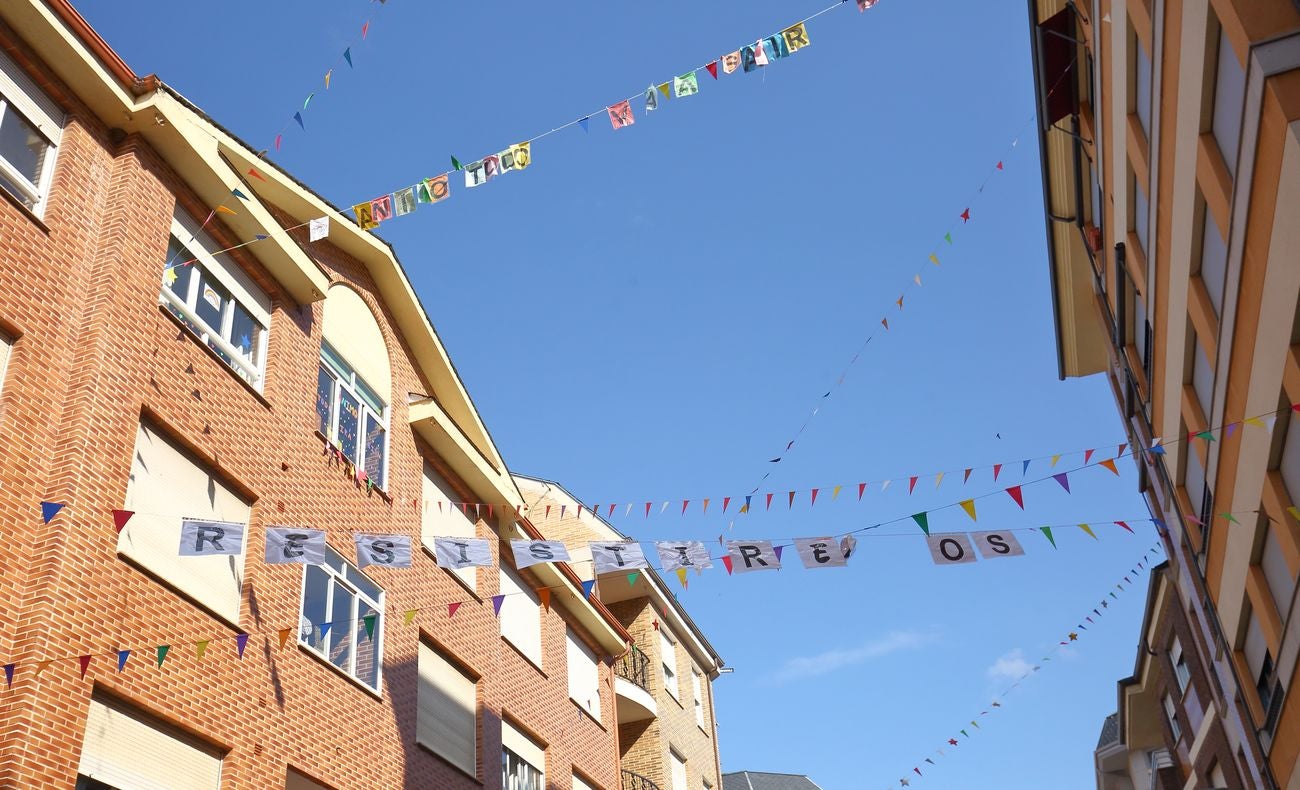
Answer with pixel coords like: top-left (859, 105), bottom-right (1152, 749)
top-left (0, 48), bottom-right (63, 217)
top-left (160, 214), bottom-right (270, 390)
top-left (298, 545), bottom-right (385, 693)
top-left (661, 628), bottom-right (679, 700)
top-left (692, 667), bottom-right (705, 728)
top-left (1171, 637), bottom-right (1190, 694)
top-left (1163, 693), bottom-right (1181, 742)
top-left (317, 340), bottom-right (389, 489)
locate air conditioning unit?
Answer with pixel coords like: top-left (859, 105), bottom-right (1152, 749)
top-left (1085, 225), bottom-right (1104, 253)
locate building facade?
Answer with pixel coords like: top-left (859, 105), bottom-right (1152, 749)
top-left (514, 477), bottom-right (726, 790)
top-left (1029, 0), bottom-right (1300, 786)
top-left (0, 2), bottom-right (638, 787)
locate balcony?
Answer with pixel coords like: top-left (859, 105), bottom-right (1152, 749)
top-left (622, 769), bottom-right (661, 790)
top-left (614, 647), bottom-right (657, 722)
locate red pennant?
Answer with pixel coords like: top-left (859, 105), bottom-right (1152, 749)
top-left (576, 505), bottom-right (583, 519)
top-left (274, 134), bottom-right (282, 151)
top-left (247, 167), bottom-right (267, 182)
top-left (706, 61), bottom-right (719, 79)
top-left (721, 556), bottom-right (733, 575)
top-left (702, 498), bottom-right (710, 515)
top-left (1117, 443), bottom-right (1127, 457)
top-left (608, 504), bottom-right (616, 517)
top-left (858, 483), bottom-right (867, 500)
top-left (810, 488), bottom-right (819, 506)
top-left (361, 20), bottom-right (370, 38)
top-left (996, 161), bottom-right (1004, 170)
top-left (1099, 458), bottom-right (1119, 476)
top-left (1115, 520), bottom-right (1134, 533)
top-left (722, 496), bottom-right (731, 513)
top-left (963, 468), bottom-right (972, 483)
top-left (682, 500), bottom-right (689, 515)
top-left (993, 463), bottom-right (1002, 481)
top-left (112, 510), bottom-right (135, 533)
top-left (1005, 486), bottom-right (1024, 509)
top-left (960, 208), bottom-right (971, 223)
top-left (448, 602), bottom-right (462, 618)
top-left (908, 476), bottom-right (919, 494)
top-left (1084, 449), bottom-right (1095, 464)
top-left (79, 655), bottom-right (92, 678)
top-left (766, 493), bottom-right (773, 510)
top-left (645, 502), bottom-right (652, 518)
top-left (787, 491), bottom-right (795, 509)
top-left (538, 588), bottom-right (551, 610)
top-left (544, 505), bottom-right (551, 519)
top-left (881, 317), bottom-right (889, 330)
top-left (487, 503), bottom-right (495, 518)
top-left (460, 502), bottom-right (469, 515)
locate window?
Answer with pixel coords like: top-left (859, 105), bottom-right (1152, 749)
top-left (286, 768), bottom-right (330, 790)
top-left (567, 629), bottom-right (601, 719)
top-left (77, 695), bottom-right (222, 789)
top-left (573, 775), bottom-right (599, 790)
top-left (1199, 203), bottom-right (1228, 317)
top-left (670, 749), bottom-right (688, 790)
top-left (1135, 295), bottom-right (1153, 378)
top-left (120, 420), bottom-right (250, 625)
top-left (502, 721), bottom-right (544, 790)
top-left (1171, 637), bottom-right (1191, 693)
top-left (0, 48), bottom-right (62, 216)
top-left (316, 342), bottom-right (388, 487)
top-left (1134, 36), bottom-right (1152, 137)
top-left (422, 462), bottom-right (477, 591)
top-left (1281, 410), bottom-right (1300, 506)
top-left (1260, 524), bottom-right (1296, 621)
top-left (692, 668), bottom-right (705, 728)
top-left (299, 545), bottom-right (384, 692)
top-left (160, 213), bottom-right (270, 389)
top-left (1209, 761), bottom-right (1228, 789)
top-left (1184, 443), bottom-right (1207, 520)
top-left (1243, 610), bottom-right (1280, 727)
top-left (0, 330), bottom-right (10, 396)
top-left (417, 641), bottom-right (477, 775)
top-left (1192, 339), bottom-right (1214, 419)
top-left (1163, 693), bottom-right (1181, 742)
top-left (661, 628), bottom-right (679, 700)
top-left (499, 566), bottom-right (542, 666)
top-left (1210, 25), bottom-right (1246, 177)
top-left (1133, 177), bottom-right (1150, 255)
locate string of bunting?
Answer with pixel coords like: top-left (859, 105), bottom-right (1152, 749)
top-left (890, 543), bottom-right (1162, 787)
top-left (4, 513), bottom-right (1164, 687)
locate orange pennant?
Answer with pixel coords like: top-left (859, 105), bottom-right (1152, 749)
top-left (1099, 458), bottom-right (1119, 476)
top-left (538, 588), bottom-right (551, 611)
top-left (278, 628), bottom-right (291, 649)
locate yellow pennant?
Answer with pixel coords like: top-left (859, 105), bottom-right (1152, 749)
top-left (676, 568), bottom-right (688, 588)
top-left (657, 83), bottom-right (672, 99)
top-left (196, 640), bottom-right (210, 660)
top-left (404, 609), bottom-right (418, 625)
top-left (934, 471), bottom-right (945, 488)
top-left (832, 485), bottom-right (842, 500)
top-left (277, 628), bottom-right (291, 649)
top-left (959, 499), bottom-right (977, 521)
top-left (214, 205), bottom-right (237, 216)
top-left (929, 253), bottom-right (940, 265)
top-left (1245, 417), bottom-right (1267, 428)
top-left (164, 267), bottom-right (178, 286)
top-left (1079, 523), bottom-right (1097, 540)
top-left (1051, 454), bottom-right (1061, 467)
top-left (324, 69), bottom-right (332, 90)
top-left (34, 660), bottom-right (52, 677)
top-left (1288, 506), bottom-right (1300, 522)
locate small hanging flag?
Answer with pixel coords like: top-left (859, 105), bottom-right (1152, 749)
top-left (721, 556), bottom-right (734, 575)
top-left (645, 84), bottom-right (659, 112)
top-left (231, 188), bottom-right (249, 201)
top-left (881, 317), bottom-right (889, 330)
top-left (782, 22), bottom-right (810, 51)
top-left (963, 468), bottom-right (972, 483)
top-left (578, 116), bottom-right (590, 133)
top-left (608, 100), bottom-right (635, 130)
top-left (676, 568), bottom-right (689, 588)
top-left (34, 660), bottom-right (51, 677)
top-left (1099, 458), bottom-right (1119, 475)
top-left (236, 633), bottom-right (249, 658)
top-left (362, 614), bottom-right (377, 640)
top-left (1022, 459), bottom-right (1031, 476)
top-left (491, 595), bottom-right (505, 616)
top-left (1053, 472), bottom-right (1071, 493)
top-left (324, 69), bottom-right (332, 89)
top-left (897, 295), bottom-right (905, 310)
top-left (1220, 512), bottom-right (1241, 524)
top-left (766, 493), bottom-right (773, 510)
top-left (1051, 454), bottom-right (1062, 467)
top-left (117, 650), bottom-right (130, 673)
top-left (993, 463), bottom-right (1002, 481)
top-left (1085, 449), bottom-right (1095, 464)
top-left (858, 0), bottom-right (879, 9)
top-left (753, 41), bottom-right (769, 67)
top-left (344, 48), bottom-right (353, 68)
top-left (1006, 486), bottom-right (1025, 509)
top-left (831, 485), bottom-right (842, 501)
top-left (582, 580), bottom-right (597, 600)
top-left (274, 134), bottom-right (283, 151)
top-left (1195, 431), bottom-right (1216, 442)
top-left (3, 663), bottom-right (13, 688)
top-left (881, 479), bottom-right (892, 491)
top-left (41, 501), bottom-right (65, 524)
top-left (961, 208), bottom-right (971, 223)
top-left (706, 60), bottom-right (719, 79)
top-left (722, 51), bottom-right (741, 74)
top-left (152, 644), bottom-right (170, 668)
top-left (909, 476), bottom-right (919, 494)
top-left (959, 499), bottom-right (977, 521)
top-left (214, 205), bottom-right (238, 217)
top-left (915, 274), bottom-right (923, 286)
top-left (858, 482), bottom-right (867, 500)
top-left (944, 232), bottom-right (953, 244)
top-left (1287, 506), bottom-right (1300, 522)
top-left (673, 71), bottom-right (699, 97)
top-left (293, 112), bottom-right (304, 130)
top-left (1079, 524), bottom-right (1098, 540)
top-left (1115, 520), bottom-right (1134, 533)
top-left (112, 509), bottom-right (134, 533)
top-left (912, 512), bottom-right (930, 535)
top-left (538, 588), bottom-right (551, 611)
top-left (302, 92), bottom-right (314, 110)
top-left (79, 655), bottom-right (92, 679)
top-left (277, 627), bottom-right (293, 649)
top-left (787, 491), bottom-right (796, 509)
top-left (935, 471), bottom-right (945, 488)
top-left (309, 216), bottom-right (330, 242)
top-left (1245, 416), bottom-right (1267, 428)
top-left (1226, 423), bottom-right (1239, 438)
top-left (722, 496), bottom-right (731, 512)
top-left (1117, 443), bottom-right (1128, 456)
top-left (361, 20), bottom-right (370, 39)
top-left (1040, 527), bottom-right (1057, 548)
top-left (929, 254), bottom-right (939, 266)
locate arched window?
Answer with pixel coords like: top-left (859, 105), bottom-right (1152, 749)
top-left (316, 286), bottom-right (391, 488)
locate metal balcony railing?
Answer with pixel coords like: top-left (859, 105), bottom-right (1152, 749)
top-left (615, 646), bottom-right (650, 691)
top-left (621, 769), bottom-right (661, 790)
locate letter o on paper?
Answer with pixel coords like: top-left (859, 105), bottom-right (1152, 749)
top-left (925, 533), bottom-right (977, 566)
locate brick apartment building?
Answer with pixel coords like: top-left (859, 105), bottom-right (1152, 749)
top-left (0, 1), bottom-right (693, 787)
top-left (514, 477), bottom-right (726, 790)
top-left (1028, 0), bottom-right (1300, 786)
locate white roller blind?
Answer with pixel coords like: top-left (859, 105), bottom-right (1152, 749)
top-left (1193, 341), bottom-right (1215, 420)
top-left (661, 629), bottom-right (678, 699)
top-left (670, 750), bottom-right (687, 790)
top-left (119, 421), bottom-right (250, 625)
top-left (0, 47), bottom-right (63, 143)
top-left (0, 332), bottom-right (11, 395)
top-left (499, 567), bottom-right (541, 665)
top-left (1212, 26), bottom-right (1245, 176)
top-left (566, 629), bottom-right (600, 719)
top-left (1262, 525), bottom-right (1296, 621)
top-left (78, 697), bottom-right (222, 790)
top-left (1244, 611), bottom-right (1268, 681)
top-left (285, 768), bottom-right (329, 789)
top-left (423, 462), bottom-right (476, 591)
top-left (572, 774), bottom-right (599, 790)
top-left (501, 720), bottom-right (544, 773)
top-left (417, 642), bottom-right (477, 776)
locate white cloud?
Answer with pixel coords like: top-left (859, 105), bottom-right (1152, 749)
top-left (986, 648), bottom-right (1032, 682)
top-left (770, 630), bottom-right (939, 683)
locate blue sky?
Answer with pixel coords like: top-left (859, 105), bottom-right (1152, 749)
top-left (82, 0), bottom-right (1155, 786)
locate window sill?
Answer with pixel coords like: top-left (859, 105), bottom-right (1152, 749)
top-left (0, 186), bottom-right (50, 234)
top-left (414, 741), bottom-right (482, 785)
top-left (313, 429), bottom-right (392, 502)
top-left (296, 641), bottom-right (384, 701)
top-left (698, 723), bottom-right (710, 737)
top-left (569, 698), bottom-right (606, 730)
top-left (159, 305), bottom-right (272, 410)
top-left (500, 635), bottom-right (546, 678)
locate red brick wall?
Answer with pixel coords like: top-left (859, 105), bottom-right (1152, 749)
top-left (0, 19), bottom-right (619, 789)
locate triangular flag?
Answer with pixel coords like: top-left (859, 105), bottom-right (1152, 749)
top-left (41, 502), bottom-right (64, 523)
top-left (539, 588), bottom-right (551, 611)
top-left (1115, 520), bottom-right (1134, 533)
top-left (1287, 506), bottom-right (1300, 522)
top-left (582, 580), bottom-right (597, 600)
top-left (944, 232), bottom-right (952, 244)
top-left (1085, 449), bottom-right (1095, 463)
top-left (722, 556), bottom-right (733, 575)
top-left (810, 488), bottom-right (820, 506)
top-left (963, 468), bottom-right (972, 483)
top-left (1040, 527), bottom-right (1056, 548)
top-left (361, 20), bottom-right (369, 39)
top-left (214, 205), bottom-right (237, 217)
top-left (1117, 443), bottom-right (1128, 456)
top-left (79, 655), bottom-right (92, 678)
top-left (645, 502), bottom-right (652, 517)
top-left (858, 483), bottom-right (867, 500)
top-left (627, 572), bottom-right (639, 586)
top-left (773, 546), bottom-right (784, 563)
top-left (787, 491), bottom-right (796, 509)
top-left (1052, 472), bottom-right (1070, 493)
top-left (997, 160), bottom-right (1004, 170)
top-left (196, 640), bottom-right (210, 659)
top-left (723, 496), bottom-right (731, 512)
top-left (881, 317), bottom-right (889, 330)
top-left (915, 274), bottom-right (923, 286)
top-left (702, 498), bottom-right (710, 515)
top-left (236, 633), bottom-right (249, 658)
top-left (1195, 431), bottom-right (1216, 442)
top-left (1006, 486), bottom-right (1024, 509)
top-left (1022, 459), bottom-right (1031, 476)
top-left (451, 156), bottom-right (462, 171)
top-left (231, 188), bottom-right (249, 201)
top-left (929, 253), bottom-right (940, 266)
top-left (881, 479), bottom-right (892, 491)
top-left (1099, 458), bottom-right (1119, 475)
top-left (154, 644), bottom-right (170, 667)
top-left (993, 464), bottom-right (1002, 481)
top-left (676, 568), bottom-right (688, 588)
top-left (706, 60), bottom-right (719, 79)
top-left (445, 601), bottom-right (462, 619)
top-left (324, 69), bottom-right (332, 89)
top-left (275, 134), bottom-right (282, 151)
top-left (293, 112), bottom-right (304, 130)
top-left (961, 208), bottom-right (971, 222)
top-left (831, 485), bottom-right (842, 500)
top-left (112, 510), bottom-right (134, 533)
top-left (34, 660), bottom-right (51, 677)
top-left (3, 664), bottom-right (13, 688)
top-left (277, 628), bottom-right (291, 649)
top-left (491, 595), bottom-right (505, 616)
top-left (343, 48), bottom-right (353, 67)
top-left (766, 493), bottom-right (773, 510)
top-left (402, 608), bottom-right (418, 626)
top-left (909, 476), bottom-right (919, 494)
top-left (912, 512), bottom-right (930, 535)
top-left (578, 116), bottom-right (590, 133)
top-left (117, 650), bottom-right (130, 673)
top-left (1220, 512), bottom-right (1240, 524)
top-left (362, 613), bottom-right (377, 640)
top-left (959, 500), bottom-right (977, 521)
top-left (961, 729), bottom-right (969, 737)
top-left (1051, 454), bottom-right (1062, 467)
top-left (935, 472), bottom-right (945, 488)
top-left (1246, 417), bottom-right (1267, 428)
top-left (1079, 523), bottom-right (1097, 540)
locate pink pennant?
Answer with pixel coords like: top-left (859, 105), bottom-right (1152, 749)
top-left (1084, 449), bottom-right (1094, 464)
top-left (723, 496), bottom-right (731, 513)
top-left (766, 493), bottom-right (773, 510)
top-left (1005, 486), bottom-right (1024, 509)
top-left (361, 20), bottom-right (370, 39)
top-left (996, 161), bottom-right (1004, 170)
top-left (448, 602), bottom-right (462, 618)
top-left (682, 500), bottom-right (689, 515)
top-left (1117, 443), bottom-right (1127, 456)
top-left (645, 502), bottom-right (652, 518)
top-left (608, 504), bottom-right (616, 517)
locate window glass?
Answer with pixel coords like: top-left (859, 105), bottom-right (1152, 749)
top-left (1134, 180), bottom-right (1150, 255)
top-left (364, 415), bottom-right (387, 487)
top-left (1281, 412), bottom-right (1300, 506)
top-left (355, 600), bottom-right (381, 689)
top-left (1163, 694), bottom-right (1181, 741)
top-left (318, 341), bottom-right (388, 487)
top-left (1193, 341), bottom-right (1214, 419)
top-left (661, 629), bottom-right (679, 699)
top-left (1135, 38), bottom-right (1152, 136)
top-left (230, 303), bottom-right (262, 365)
top-left (1200, 205), bottom-right (1228, 317)
top-left (0, 50), bottom-right (63, 215)
top-left (315, 366), bottom-right (335, 436)
top-left (337, 388), bottom-right (361, 463)
top-left (301, 564), bottom-right (330, 649)
top-left (1262, 524), bottom-right (1296, 620)
top-left (1212, 27), bottom-right (1245, 177)
top-left (0, 104), bottom-right (47, 184)
top-left (329, 581), bottom-right (354, 672)
top-left (503, 749), bottom-right (543, 790)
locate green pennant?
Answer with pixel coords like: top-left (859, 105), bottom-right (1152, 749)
top-left (362, 613), bottom-right (377, 641)
top-left (912, 512), bottom-right (930, 535)
top-left (944, 232), bottom-right (952, 244)
top-left (960, 729), bottom-right (969, 738)
top-left (1109, 591), bottom-right (1117, 599)
top-left (627, 571), bottom-right (639, 586)
top-left (1219, 512), bottom-right (1240, 524)
top-left (1195, 430), bottom-right (1216, 442)
top-left (156, 645), bottom-right (170, 668)
top-left (451, 155), bottom-right (462, 171)
top-left (1040, 526), bottom-right (1057, 548)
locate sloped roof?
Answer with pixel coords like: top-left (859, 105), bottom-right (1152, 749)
top-left (722, 771), bottom-right (822, 790)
